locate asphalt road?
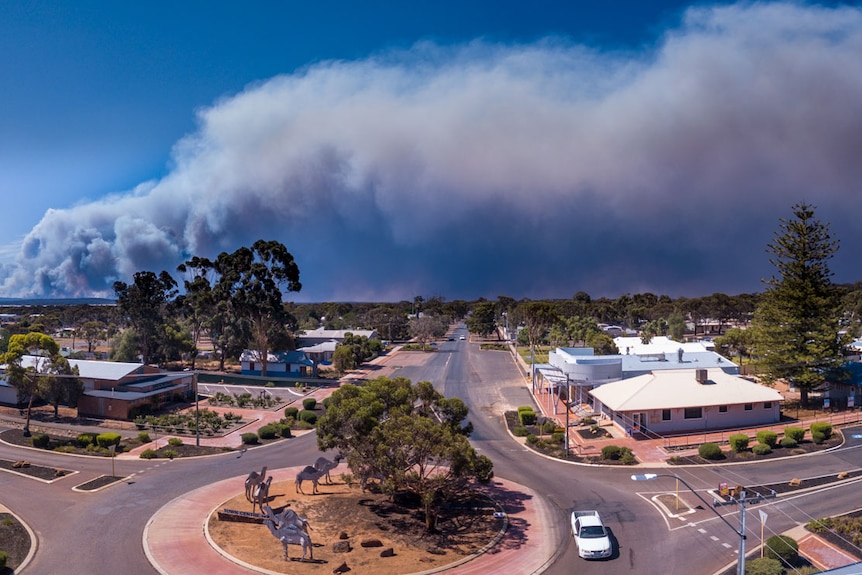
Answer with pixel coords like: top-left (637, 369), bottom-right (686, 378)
top-left (2, 326), bottom-right (862, 574)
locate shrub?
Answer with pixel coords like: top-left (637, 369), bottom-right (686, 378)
top-left (518, 409), bottom-right (537, 426)
top-left (764, 534), bottom-right (799, 566)
top-left (257, 424), bottom-right (278, 440)
top-left (265, 381), bottom-right (275, 387)
top-left (513, 426), bottom-right (529, 437)
top-left (284, 406), bottom-right (299, 419)
top-left (752, 443), bottom-right (772, 456)
top-left (619, 449), bottom-right (637, 465)
top-left (322, 397), bottom-right (331, 409)
top-left (167, 437), bottom-right (183, 447)
top-left (140, 449), bottom-right (158, 459)
top-left (729, 433), bottom-right (750, 452)
top-left (541, 419), bottom-right (557, 434)
top-left (302, 397), bottom-right (317, 411)
top-left (298, 410), bottom-right (318, 425)
top-left (275, 423), bottom-right (292, 438)
top-left (698, 442), bottom-right (724, 460)
top-left (779, 437), bottom-right (798, 449)
top-left (580, 417), bottom-right (596, 425)
top-left (474, 454), bottom-right (494, 483)
top-left (77, 432), bottom-right (98, 447)
top-left (241, 432), bottom-right (259, 445)
top-left (551, 432), bottom-right (565, 444)
top-left (294, 420), bottom-right (315, 430)
top-left (756, 430), bottom-right (778, 448)
top-left (96, 432), bottom-right (122, 448)
top-left (745, 557), bottom-right (783, 575)
top-left (162, 449), bottom-right (177, 460)
top-left (525, 434), bottom-right (539, 445)
top-left (32, 434), bottom-right (50, 449)
top-left (810, 422), bottom-right (833, 440)
top-left (0, 550), bottom-right (6, 568)
top-left (811, 430), bottom-right (827, 444)
top-left (138, 432), bottom-right (152, 443)
top-left (784, 426), bottom-right (805, 442)
top-left (601, 445), bottom-right (622, 460)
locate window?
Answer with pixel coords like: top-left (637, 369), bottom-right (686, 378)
top-left (764, 402), bottom-right (772, 409)
top-left (662, 409), bottom-right (671, 421)
top-left (684, 407), bottom-right (702, 419)
top-left (719, 405), bottom-right (728, 413)
top-left (744, 403), bottom-right (753, 411)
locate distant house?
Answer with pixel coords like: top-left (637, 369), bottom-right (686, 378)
top-left (239, 350), bottom-right (315, 378)
top-left (0, 355), bottom-right (194, 420)
top-left (297, 341), bottom-right (338, 365)
top-left (590, 368), bottom-right (783, 435)
top-left (296, 328), bottom-right (378, 347)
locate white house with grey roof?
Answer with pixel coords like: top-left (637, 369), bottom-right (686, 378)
top-left (590, 368), bottom-right (783, 435)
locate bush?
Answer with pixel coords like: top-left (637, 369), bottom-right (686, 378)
top-left (525, 434), bottom-right (539, 445)
top-left (138, 432), bottom-right (152, 443)
top-left (31, 434), bottom-right (50, 449)
top-left (764, 534), bottom-right (799, 566)
top-left (257, 424), bottom-right (278, 440)
top-left (779, 437), bottom-right (798, 449)
top-left (541, 419), bottom-right (557, 434)
top-left (474, 454), bottom-right (494, 483)
top-left (167, 437), bottom-right (183, 447)
top-left (518, 409), bottom-right (537, 426)
top-left (265, 381), bottom-right (275, 387)
top-left (96, 432), bottom-right (122, 448)
top-left (752, 443), bottom-right (772, 455)
top-left (162, 449), bottom-right (177, 459)
top-left (302, 397), bottom-right (317, 411)
top-left (580, 417), bottom-right (596, 425)
top-left (77, 432), bottom-right (98, 447)
top-left (513, 426), bottom-right (529, 437)
top-left (745, 556), bottom-right (783, 575)
top-left (275, 423), bottom-right (292, 438)
top-left (241, 432), bottom-right (259, 445)
top-left (810, 422), bottom-right (833, 440)
top-left (601, 445), bottom-right (622, 460)
top-left (0, 550), bottom-right (6, 568)
top-left (784, 426), bottom-right (805, 442)
top-left (811, 430), bottom-right (827, 444)
top-left (756, 430), bottom-right (778, 448)
top-left (698, 442), bottom-right (724, 460)
top-left (729, 433), bottom-right (750, 452)
top-left (619, 448), bottom-right (637, 465)
top-left (284, 406), bottom-right (299, 419)
top-left (298, 410), bottom-right (318, 425)
top-left (140, 449), bottom-right (158, 459)
top-left (322, 397), bottom-right (331, 409)
top-left (551, 432), bottom-right (565, 444)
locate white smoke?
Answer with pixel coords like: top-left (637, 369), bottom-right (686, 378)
top-left (3, 2), bottom-right (862, 300)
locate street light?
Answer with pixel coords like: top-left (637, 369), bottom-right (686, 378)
top-left (631, 473), bottom-right (748, 575)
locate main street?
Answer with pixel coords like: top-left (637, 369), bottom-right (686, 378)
top-left (1, 328), bottom-right (862, 574)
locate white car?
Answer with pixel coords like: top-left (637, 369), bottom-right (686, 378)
top-left (459, 335), bottom-right (465, 340)
top-left (571, 511), bottom-right (612, 559)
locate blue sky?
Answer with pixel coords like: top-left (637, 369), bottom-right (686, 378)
top-left (2, 1), bottom-right (861, 302)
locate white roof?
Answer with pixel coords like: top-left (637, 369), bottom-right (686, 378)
top-left (298, 341), bottom-right (338, 353)
top-left (614, 336), bottom-right (708, 356)
top-left (589, 368), bottom-right (783, 411)
top-left (299, 328), bottom-right (376, 339)
top-left (17, 355), bottom-right (144, 381)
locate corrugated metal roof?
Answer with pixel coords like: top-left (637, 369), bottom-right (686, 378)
top-left (13, 355), bottom-right (144, 381)
top-left (590, 369), bottom-right (783, 411)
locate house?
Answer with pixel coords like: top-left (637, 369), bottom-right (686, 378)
top-left (297, 340), bottom-right (338, 365)
top-left (589, 368), bottom-right (783, 435)
top-left (0, 355), bottom-right (195, 420)
top-left (296, 328), bottom-right (378, 347)
top-left (239, 349), bottom-right (315, 378)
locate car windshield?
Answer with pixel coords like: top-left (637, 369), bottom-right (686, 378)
top-left (581, 526), bottom-right (606, 538)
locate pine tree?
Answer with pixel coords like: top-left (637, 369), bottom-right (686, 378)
top-left (751, 202), bottom-right (845, 407)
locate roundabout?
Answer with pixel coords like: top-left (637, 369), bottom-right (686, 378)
top-left (143, 466), bottom-right (558, 575)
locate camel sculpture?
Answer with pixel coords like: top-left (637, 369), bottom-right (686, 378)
top-left (263, 505), bottom-right (311, 534)
top-left (262, 505), bottom-right (313, 561)
top-left (295, 465), bottom-right (328, 495)
top-left (312, 454), bottom-right (343, 485)
top-left (244, 466), bottom-right (268, 502)
top-left (251, 476), bottom-right (273, 514)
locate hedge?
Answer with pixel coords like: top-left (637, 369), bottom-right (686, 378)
top-left (756, 430), bottom-right (778, 448)
top-left (810, 422), bottom-right (833, 440)
top-left (241, 432), bottom-right (259, 445)
top-left (77, 432), bottom-right (98, 447)
top-left (728, 433), bottom-right (750, 452)
top-left (698, 442), bottom-right (723, 460)
top-left (96, 432), bottom-right (122, 448)
top-left (257, 424), bottom-right (278, 440)
top-left (784, 426), bottom-right (805, 442)
top-left (518, 409), bottom-right (537, 426)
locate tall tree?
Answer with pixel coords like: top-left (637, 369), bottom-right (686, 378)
top-left (113, 270), bottom-right (178, 365)
top-left (465, 301), bottom-right (496, 338)
top-left (751, 202), bottom-right (846, 406)
top-left (176, 256), bottom-right (217, 370)
top-left (520, 302), bottom-right (558, 372)
top-left (214, 240), bottom-right (301, 377)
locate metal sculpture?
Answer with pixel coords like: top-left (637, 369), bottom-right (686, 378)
top-left (295, 465), bottom-right (328, 495)
top-left (263, 505), bottom-right (311, 534)
top-left (251, 476), bottom-right (273, 514)
top-left (262, 505), bottom-right (313, 561)
top-left (312, 453), bottom-right (343, 485)
top-left (245, 465), bottom-right (268, 502)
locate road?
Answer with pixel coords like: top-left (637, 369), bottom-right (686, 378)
top-left (2, 326), bottom-right (862, 574)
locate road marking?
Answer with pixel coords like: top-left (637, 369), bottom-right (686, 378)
top-left (722, 543), bottom-right (732, 549)
top-left (710, 536), bottom-right (719, 542)
top-left (698, 528), bottom-right (707, 534)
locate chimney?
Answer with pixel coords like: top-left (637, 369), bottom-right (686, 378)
top-left (695, 369), bottom-right (708, 384)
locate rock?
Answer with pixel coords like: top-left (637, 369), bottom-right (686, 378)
top-left (333, 561), bottom-right (351, 574)
top-left (380, 547), bottom-right (395, 557)
top-left (360, 538), bottom-right (383, 548)
top-left (339, 531), bottom-right (349, 540)
top-left (332, 540), bottom-right (351, 553)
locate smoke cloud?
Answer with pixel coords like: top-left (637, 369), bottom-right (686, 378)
top-left (3, 2), bottom-right (862, 301)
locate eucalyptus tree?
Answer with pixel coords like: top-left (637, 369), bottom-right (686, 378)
top-left (176, 256), bottom-right (218, 370)
top-left (113, 270), bottom-right (179, 365)
top-left (519, 301), bottom-right (558, 371)
top-left (465, 301), bottom-right (496, 338)
top-left (751, 202), bottom-right (846, 406)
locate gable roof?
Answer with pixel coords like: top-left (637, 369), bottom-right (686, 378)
top-left (590, 368), bottom-right (783, 411)
top-left (12, 355), bottom-right (146, 381)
